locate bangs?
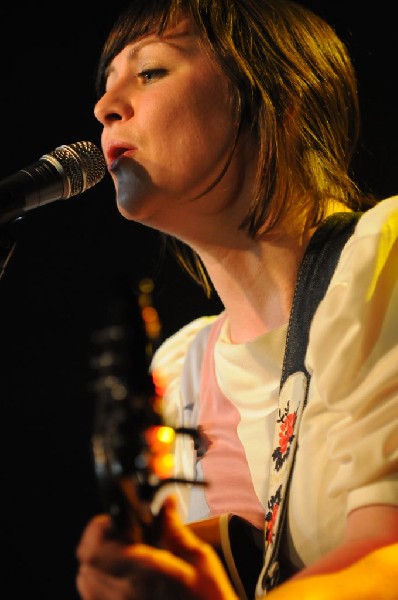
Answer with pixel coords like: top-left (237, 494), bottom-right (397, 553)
top-left (95, 0), bottom-right (189, 96)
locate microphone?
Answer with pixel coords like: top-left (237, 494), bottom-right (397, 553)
top-left (0, 141), bottom-right (107, 225)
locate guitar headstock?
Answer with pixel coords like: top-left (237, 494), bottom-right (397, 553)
top-left (89, 279), bottom-right (202, 545)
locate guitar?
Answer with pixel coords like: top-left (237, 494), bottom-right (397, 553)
top-left (89, 281), bottom-right (264, 599)
top-left (190, 514), bottom-right (264, 599)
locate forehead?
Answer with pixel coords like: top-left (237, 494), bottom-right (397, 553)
top-left (105, 17), bottom-right (199, 73)
top-left (129, 17), bottom-right (197, 55)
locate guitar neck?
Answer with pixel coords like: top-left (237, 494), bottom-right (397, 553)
top-left (89, 284), bottom-right (264, 599)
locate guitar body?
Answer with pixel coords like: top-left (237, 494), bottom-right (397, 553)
top-left (190, 514), bottom-right (264, 600)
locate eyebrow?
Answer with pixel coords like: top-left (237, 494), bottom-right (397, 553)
top-left (129, 26), bottom-right (193, 56)
top-left (105, 26), bottom-right (194, 80)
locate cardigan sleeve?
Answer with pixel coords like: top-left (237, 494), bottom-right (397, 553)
top-left (306, 196), bottom-right (398, 512)
top-left (150, 315), bottom-right (219, 517)
top-left (150, 315), bottom-right (218, 426)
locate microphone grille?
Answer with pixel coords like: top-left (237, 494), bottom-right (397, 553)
top-left (44, 141), bottom-right (107, 198)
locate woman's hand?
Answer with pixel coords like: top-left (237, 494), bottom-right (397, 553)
top-left (76, 496), bottom-right (239, 600)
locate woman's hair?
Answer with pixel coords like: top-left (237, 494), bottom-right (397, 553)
top-left (96, 0), bottom-right (374, 295)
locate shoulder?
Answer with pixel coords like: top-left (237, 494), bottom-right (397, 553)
top-left (151, 314), bottom-right (220, 373)
top-left (346, 196), bottom-right (398, 258)
top-left (307, 194), bottom-right (398, 399)
top-left (307, 195), bottom-right (398, 392)
top-left (357, 195), bottom-right (398, 234)
top-left (150, 314), bottom-right (220, 422)
top-left (327, 196), bottom-right (398, 290)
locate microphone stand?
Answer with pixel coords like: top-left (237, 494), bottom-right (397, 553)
top-left (0, 218), bottom-right (21, 283)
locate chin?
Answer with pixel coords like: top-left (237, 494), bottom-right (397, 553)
top-left (114, 158), bottom-right (154, 216)
top-left (116, 194), bottom-right (146, 221)
top-left (115, 181), bottom-right (151, 221)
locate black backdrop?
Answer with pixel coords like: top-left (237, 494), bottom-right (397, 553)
top-left (0, 3), bottom-right (397, 599)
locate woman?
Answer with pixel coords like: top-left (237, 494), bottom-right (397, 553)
top-left (76, 1), bottom-right (398, 598)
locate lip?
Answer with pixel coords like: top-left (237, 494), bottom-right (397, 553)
top-left (103, 142), bottom-right (137, 170)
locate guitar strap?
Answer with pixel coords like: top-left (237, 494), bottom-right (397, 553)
top-left (255, 211), bottom-right (362, 598)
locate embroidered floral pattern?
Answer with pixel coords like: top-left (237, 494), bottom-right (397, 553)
top-left (271, 402), bottom-right (297, 471)
top-left (265, 485), bottom-right (282, 544)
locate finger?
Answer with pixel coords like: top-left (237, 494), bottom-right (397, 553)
top-left (77, 563), bottom-right (137, 600)
top-left (76, 510), bottom-right (194, 582)
top-left (160, 496), bottom-right (222, 563)
top-left (77, 514), bottom-right (135, 573)
top-left (77, 514), bottom-right (112, 560)
top-left (77, 557), bottom-right (200, 600)
top-left (157, 497), bottom-right (239, 600)
top-left (126, 542), bottom-right (198, 584)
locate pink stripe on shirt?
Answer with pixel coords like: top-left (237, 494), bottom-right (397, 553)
top-left (198, 316), bottom-right (265, 530)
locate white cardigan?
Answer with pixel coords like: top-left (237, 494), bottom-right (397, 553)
top-left (151, 196), bottom-right (398, 569)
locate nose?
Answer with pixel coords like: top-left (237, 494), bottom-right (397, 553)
top-left (94, 88), bottom-right (134, 126)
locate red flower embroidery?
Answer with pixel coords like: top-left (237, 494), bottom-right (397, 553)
top-left (272, 403), bottom-right (297, 471)
top-left (266, 504), bottom-right (279, 543)
top-left (265, 485), bottom-right (282, 545)
top-left (279, 412), bottom-right (297, 455)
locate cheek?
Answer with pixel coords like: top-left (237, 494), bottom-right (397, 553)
top-left (154, 84), bottom-right (235, 172)
top-left (181, 74), bottom-right (234, 141)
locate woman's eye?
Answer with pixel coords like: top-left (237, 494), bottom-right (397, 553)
top-left (138, 68), bottom-right (167, 84)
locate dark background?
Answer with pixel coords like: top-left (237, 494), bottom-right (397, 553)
top-left (0, 3), bottom-right (396, 599)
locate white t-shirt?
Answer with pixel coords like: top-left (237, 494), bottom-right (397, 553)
top-left (150, 196), bottom-right (398, 569)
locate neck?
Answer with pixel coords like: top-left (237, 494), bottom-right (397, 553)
top-left (199, 230), bottom-right (309, 343)
top-left (196, 202), bottom-right (351, 343)
top-left (182, 203), bottom-right (345, 343)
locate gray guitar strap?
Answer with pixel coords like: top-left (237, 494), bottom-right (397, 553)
top-left (256, 211), bottom-right (361, 597)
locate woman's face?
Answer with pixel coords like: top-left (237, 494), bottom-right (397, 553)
top-left (95, 17), bottom-right (254, 239)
